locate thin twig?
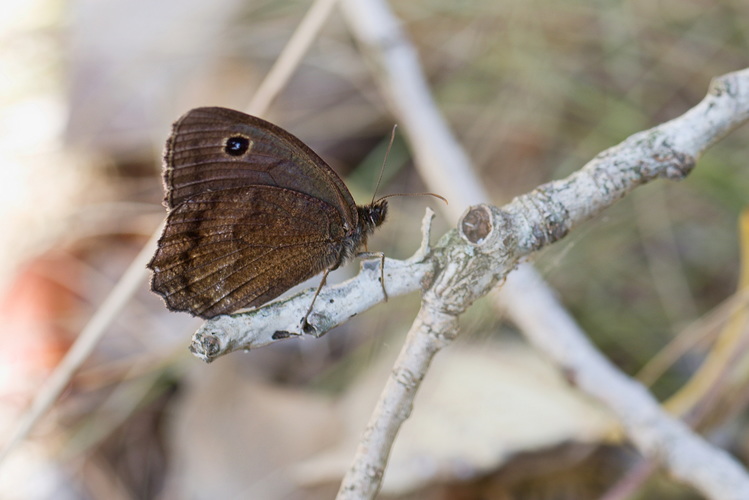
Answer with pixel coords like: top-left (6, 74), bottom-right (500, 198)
top-left (0, 228), bottom-right (160, 465)
top-left (246, 0), bottom-right (339, 116)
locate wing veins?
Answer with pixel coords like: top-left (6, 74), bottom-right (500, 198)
top-left (196, 242), bottom-right (333, 316)
top-left (159, 236), bottom-right (332, 291)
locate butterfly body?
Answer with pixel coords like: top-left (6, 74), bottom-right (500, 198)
top-left (148, 107), bottom-right (387, 319)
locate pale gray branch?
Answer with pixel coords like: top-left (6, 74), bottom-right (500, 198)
top-left (199, 67), bottom-right (749, 498)
top-left (333, 0), bottom-right (749, 497)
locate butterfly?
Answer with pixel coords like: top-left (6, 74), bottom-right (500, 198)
top-left (147, 107), bottom-right (387, 320)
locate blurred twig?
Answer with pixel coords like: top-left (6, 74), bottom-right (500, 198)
top-left (246, 0), bottom-right (338, 116)
top-left (665, 209), bottom-right (749, 421)
top-left (637, 290), bottom-right (749, 386)
top-left (0, 228), bottom-right (160, 466)
top-left (601, 210), bottom-right (749, 499)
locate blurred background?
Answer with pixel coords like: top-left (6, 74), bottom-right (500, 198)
top-left (1, 0), bottom-right (749, 498)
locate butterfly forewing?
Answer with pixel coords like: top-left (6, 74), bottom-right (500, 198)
top-left (164, 107), bottom-right (358, 230)
top-left (150, 185), bottom-right (347, 318)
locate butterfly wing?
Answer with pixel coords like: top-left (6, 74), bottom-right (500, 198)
top-left (148, 186), bottom-right (347, 318)
top-left (163, 107), bottom-right (358, 229)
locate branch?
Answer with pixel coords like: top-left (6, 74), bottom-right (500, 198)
top-left (192, 64), bottom-right (749, 497)
top-left (333, 0), bottom-right (749, 498)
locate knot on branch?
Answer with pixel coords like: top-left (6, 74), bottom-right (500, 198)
top-left (459, 204), bottom-right (516, 254)
top-left (625, 132), bottom-right (697, 182)
top-left (708, 72), bottom-right (740, 98)
top-left (420, 205), bottom-right (519, 317)
top-left (460, 204), bottom-right (493, 244)
top-left (528, 188), bottom-right (570, 248)
top-left (189, 330), bottom-right (222, 362)
top-left (646, 149), bottom-right (696, 181)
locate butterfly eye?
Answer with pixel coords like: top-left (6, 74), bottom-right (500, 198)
top-left (224, 136), bottom-right (251, 156)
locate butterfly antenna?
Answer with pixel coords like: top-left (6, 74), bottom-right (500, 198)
top-left (378, 192), bottom-right (448, 205)
top-left (370, 125), bottom-right (448, 206)
top-left (371, 124), bottom-right (398, 205)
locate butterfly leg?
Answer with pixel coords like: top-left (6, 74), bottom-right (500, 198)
top-left (356, 251), bottom-right (387, 301)
top-left (302, 267), bottom-right (332, 333)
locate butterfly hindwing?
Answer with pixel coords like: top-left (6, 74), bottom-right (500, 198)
top-left (149, 186), bottom-right (346, 318)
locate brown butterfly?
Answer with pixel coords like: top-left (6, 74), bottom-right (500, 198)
top-left (147, 107), bottom-right (387, 320)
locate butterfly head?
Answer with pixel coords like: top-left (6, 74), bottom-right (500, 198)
top-left (358, 199), bottom-right (388, 233)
